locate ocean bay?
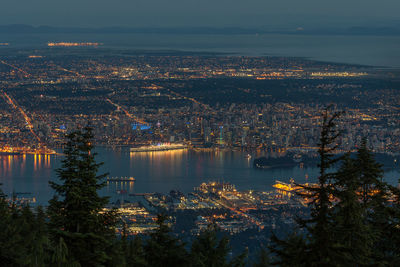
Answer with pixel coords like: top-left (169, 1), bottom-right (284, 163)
top-left (0, 147), bottom-right (399, 205)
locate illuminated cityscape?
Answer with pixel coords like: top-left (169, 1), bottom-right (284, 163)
top-left (0, 49), bottom-right (399, 157)
top-left (1, 0), bottom-right (400, 262)
top-left (114, 180), bottom-right (307, 236)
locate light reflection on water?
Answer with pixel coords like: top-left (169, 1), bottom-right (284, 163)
top-left (0, 147), bottom-right (399, 205)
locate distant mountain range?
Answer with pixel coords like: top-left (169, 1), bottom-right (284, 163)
top-left (0, 24), bottom-right (399, 36)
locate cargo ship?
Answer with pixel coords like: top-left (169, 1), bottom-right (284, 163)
top-left (130, 143), bottom-right (187, 152)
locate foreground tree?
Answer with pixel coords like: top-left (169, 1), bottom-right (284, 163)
top-left (356, 138), bottom-right (386, 208)
top-left (0, 190), bottom-right (51, 266)
top-left (388, 179), bottom-right (400, 265)
top-left (297, 107), bottom-right (343, 266)
top-left (144, 214), bottom-right (190, 266)
top-left (125, 235), bottom-right (147, 267)
top-left (354, 139), bottom-right (392, 264)
top-left (0, 190), bottom-right (26, 266)
top-left (330, 140), bottom-right (392, 265)
top-left (271, 106), bottom-right (343, 266)
top-left (270, 232), bottom-right (308, 267)
top-left (190, 223), bottom-right (247, 267)
top-left (331, 153), bottom-right (374, 265)
top-left (47, 127), bottom-right (118, 266)
top-left (252, 247), bottom-right (270, 267)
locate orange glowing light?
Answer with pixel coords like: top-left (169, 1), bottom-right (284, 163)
top-left (47, 42), bottom-right (102, 47)
top-left (106, 98), bottom-right (147, 125)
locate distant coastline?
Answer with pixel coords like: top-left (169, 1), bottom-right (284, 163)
top-left (1, 32), bottom-right (399, 68)
top-left (1, 24), bottom-right (400, 36)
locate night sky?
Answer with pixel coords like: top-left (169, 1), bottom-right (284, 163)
top-left (1, 0), bottom-right (400, 28)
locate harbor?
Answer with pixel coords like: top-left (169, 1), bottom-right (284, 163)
top-left (0, 147), bottom-right (399, 205)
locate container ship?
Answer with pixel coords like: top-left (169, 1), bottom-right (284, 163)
top-left (130, 143), bottom-right (187, 152)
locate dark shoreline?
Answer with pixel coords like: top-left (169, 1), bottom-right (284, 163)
top-left (253, 152), bottom-right (400, 170)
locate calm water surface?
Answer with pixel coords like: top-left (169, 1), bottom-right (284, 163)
top-left (0, 147), bottom-right (399, 205)
top-left (1, 33), bottom-right (400, 68)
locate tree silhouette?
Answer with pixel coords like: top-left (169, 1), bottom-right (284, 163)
top-left (47, 127), bottom-right (118, 266)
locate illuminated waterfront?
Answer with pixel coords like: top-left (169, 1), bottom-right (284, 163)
top-left (0, 147), bottom-right (399, 205)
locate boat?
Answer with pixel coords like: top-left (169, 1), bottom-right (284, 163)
top-left (245, 153), bottom-right (252, 159)
top-left (130, 143), bottom-right (187, 152)
top-left (106, 176), bottom-right (136, 182)
top-left (293, 154), bottom-right (302, 163)
top-left (253, 156), bottom-right (297, 169)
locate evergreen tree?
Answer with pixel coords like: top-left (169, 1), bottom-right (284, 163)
top-left (0, 185), bottom-right (54, 266)
top-left (126, 236), bottom-right (147, 267)
top-left (252, 247), bottom-right (270, 267)
top-left (190, 224), bottom-right (231, 267)
top-left (18, 205), bottom-right (41, 266)
top-left (50, 237), bottom-right (81, 267)
top-left (117, 222), bottom-right (146, 266)
top-left (229, 248), bottom-right (248, 267)
top-left (270, 106), bottom-right (343, 266)
top-left (356, 138), bottom-right (385, 207)
top-left (47, 127), bottom-right (118, 266)
top-left (331, 153), bottom-right (373, 266)
top-left (388, 182), bottom-right (400, 265)
top-left (32, 206), bottom-right (51, 266)
top-left (296, 106), bottom-right (343, 266)
top-left (269, 232), bottom-right (308, 267)
top-left (144, 214), bottom-right (189, 267)
top-left (355, 139), bottom-right (392, 264)
top-left (0, 188), bottom-right (24, 266)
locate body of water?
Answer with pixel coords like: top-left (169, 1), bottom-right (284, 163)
top-left (0, 148), bottom-right (399, 205)
top-left (1, 33), bottom-right (400, 68)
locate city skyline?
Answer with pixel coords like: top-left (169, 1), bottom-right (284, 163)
top-left (1, 0), bottom-right (400, 266)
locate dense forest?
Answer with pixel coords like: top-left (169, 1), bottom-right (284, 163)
top-left (1, 107), bottom-right (400, 266)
